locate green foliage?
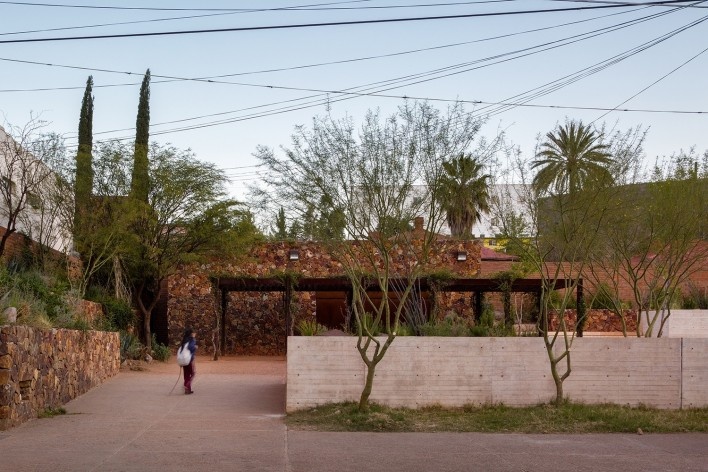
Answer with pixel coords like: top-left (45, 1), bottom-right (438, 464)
top-left (151, 334), bottom-right (170, 361)
top-left (272, 206), bottom-right (288, 240)
top-left (38, 406), bottom-right (67, 418)
top-left (681, 283), bottom-right (708, 310)
top-left (74, 75), bottom-right (94, 255)
top-left (287, 402), bottom-right (708, 433)
top-left (419, 313), bottom-right (472, 337)
top-left (120, 331), bottom-right (144, 362)
top-left (85, 286), bottom-right (134, 331)
top-left (131, 69), bottom-right (151, 203)
top-left (438, 153), bottom-right (491, 238)
top-left (393, 323), bottom-right (414, 336)
top-left (547, 290), bottom-right (576, 310)
top-left (532, 120), bottom-right (613, 195)
top-left (296, 319), bottom-right (328, 336)
top-left (356, 312), bottom-right (382, 336)
top-left (588, 283), bottom-right (619, 310)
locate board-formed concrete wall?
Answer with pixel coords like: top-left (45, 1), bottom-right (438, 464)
top-left (286, 337), bottom-right (708, 411)
top-left (662, 310), bottom-right (708, 338)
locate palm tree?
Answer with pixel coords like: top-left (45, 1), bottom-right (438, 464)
top-left (532, 120), bottom-right (614, 195)
top-left (439, 154), bottom-right (491, 239)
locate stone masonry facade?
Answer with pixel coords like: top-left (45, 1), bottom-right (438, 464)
top-left (0, 326), bottom-right (120, 430)
top-left (168, 239), bottom-right (482, 356)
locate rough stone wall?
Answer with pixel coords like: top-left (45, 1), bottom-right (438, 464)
top-left (0, 326), bottom-right (120, 430)
top-left (168, 240), bottom-right (482, 355)
top-left (550, 309), bottom-right (638, 333)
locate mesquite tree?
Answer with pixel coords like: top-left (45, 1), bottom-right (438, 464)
top-left (254, 102), bottom-right (488, 410)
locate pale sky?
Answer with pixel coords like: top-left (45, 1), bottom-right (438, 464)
top-left (1, 0), bottom-right (706, 202)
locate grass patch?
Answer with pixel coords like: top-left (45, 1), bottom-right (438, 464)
top-left (287, 402), bottom-right (708, 433)
top-left (38, 406), bottom-right (67, 418)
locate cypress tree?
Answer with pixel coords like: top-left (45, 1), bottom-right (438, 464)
top-left (131, 69), bottom-right (150, 203)
top-left (74, 75), bottom-right (94, 244)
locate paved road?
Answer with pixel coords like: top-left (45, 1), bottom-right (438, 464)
top-left (0, 356), bottom-right (705, 472)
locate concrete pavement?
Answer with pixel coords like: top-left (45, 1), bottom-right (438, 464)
top-left (0, 356), bottom-right (705, 472)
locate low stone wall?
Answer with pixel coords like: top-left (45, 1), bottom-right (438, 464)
top-left (550, 309), bottom-right (638, 333)
top-left (0, 326), bottom-right (120, 430)
top-left (286, 337), bottom-right (708, 411)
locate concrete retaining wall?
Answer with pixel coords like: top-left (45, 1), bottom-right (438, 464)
top-left (286, 337), bottom-right (708, 411)
top-left (0, 326), bottom-right (120, 430)
top-left (663, 310), bottom-right (708, 338)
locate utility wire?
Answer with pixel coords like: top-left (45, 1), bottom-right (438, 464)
top-left (87, 9), bottom-right (706, 143)
top-left (0, 0), bottom-right (373, 37)
top-left (591, 43), bottom-right (708, 123)
top-left (13, 1), bottom-right (682, 137)
top-left (0, 0), bottom-right (515, 11)
top-left (60, 8), bottom-right (704, 147)
top-left (0, 5), bottom-right (649, 93)
top-left (0, 1), bottom-right (697, 45)
top-left (477, 10), bottom-right (708, 118)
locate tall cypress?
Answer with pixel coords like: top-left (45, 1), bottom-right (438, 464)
top-left (74, 75), bottom-right (94, 245)
top-left (131, 69), bottom-right (150, 203)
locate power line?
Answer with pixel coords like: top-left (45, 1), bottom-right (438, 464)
top-left (5, 2), bottom-right (681, 118)
top-left (58, 3), bottom-right (702, 145)
top-left (111, 9), bottom-right (708, 140)
top-left (0, 0), bottom-right (373, 37)
top-left (591, 42), bottom-right (708, 122)
top-left (0, 1), bottom-right (696, 45)
top-left (0, 5), bottom-right (649, 93)
top-left (484, 10), bottom-right (708, 117)
top-left (0, 0), bottom-right (372, 11)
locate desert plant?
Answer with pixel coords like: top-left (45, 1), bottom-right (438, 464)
top-left (681, 283), bottom-right (708, 309)
top-left (419, 313), bottom-right (472, 337)
top-left (296, 319), bottom-right (328, 336)
top-left (355, 312), bottom-right (381, 337)
top-left (394, 323), bottom-right (414, 336)
top-left (120, 331), bottom-right (144, 361)
top-left (151, 334), bottom-right (170, 361)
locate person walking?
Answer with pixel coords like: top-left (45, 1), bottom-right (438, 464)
top-left (180, 328), bottom-right (197, 394)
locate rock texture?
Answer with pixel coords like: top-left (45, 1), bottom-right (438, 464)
top-left (168, 240), bottom-right (482, 355)
top-left (550, 309), bottom-right (638, 333)
top-left (0, 326), bottom-right (120, 430)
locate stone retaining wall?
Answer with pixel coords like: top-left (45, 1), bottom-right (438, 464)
top-left (0, 326), bottom-right (120, 430)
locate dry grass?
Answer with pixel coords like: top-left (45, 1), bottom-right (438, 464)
top-left (287, 402), bottom-right (708, 433)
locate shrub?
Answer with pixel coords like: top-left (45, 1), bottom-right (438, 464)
top-left (419, 313), bottom-right (471, 337)
top-left (588, 283), bottom-right (618, 310)
top-left (120, 331), bottom-right (144, 362)
top-left (296, 319), bottom-right (328, 336)
top-left (151, 334), bottom-right (170, 362)
top-left (681, 283), bottom-right (708, 309)
top-left (394, 323), bottom-right (414, 336)
top-left (85, 286), bottom-right (135, 331)
top-left (356, 312), bottom-right (382, 336)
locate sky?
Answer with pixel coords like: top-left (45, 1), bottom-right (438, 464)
top-left (1, 0), bottom-right (707, 205)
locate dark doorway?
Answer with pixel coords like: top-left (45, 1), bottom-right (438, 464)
top-left (315, 291), bottom-right (347, 329)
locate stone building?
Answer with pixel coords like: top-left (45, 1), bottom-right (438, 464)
top-left (165, 218), bottom-right (491, 355)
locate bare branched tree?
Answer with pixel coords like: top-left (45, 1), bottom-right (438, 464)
top-left (0, 119), bottom-right (65, 260)
top-left (254, 101), bottom-right (486, 410)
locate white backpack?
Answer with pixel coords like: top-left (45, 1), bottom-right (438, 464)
top-left (176, 343), bottom-right (191, 367)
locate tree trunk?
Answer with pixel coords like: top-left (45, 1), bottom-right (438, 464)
top-left (0, 226), bottom-right (14, 259)
top-left (358, 361), bottom-right (377, 411)
top-left (142, 306), bottom-right (152, 351)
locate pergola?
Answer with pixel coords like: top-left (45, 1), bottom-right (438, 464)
top-left (213, 276), bottom-right (582, 349)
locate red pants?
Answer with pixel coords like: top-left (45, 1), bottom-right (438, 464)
top-left (183, 362), bottom-right (195, 392)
